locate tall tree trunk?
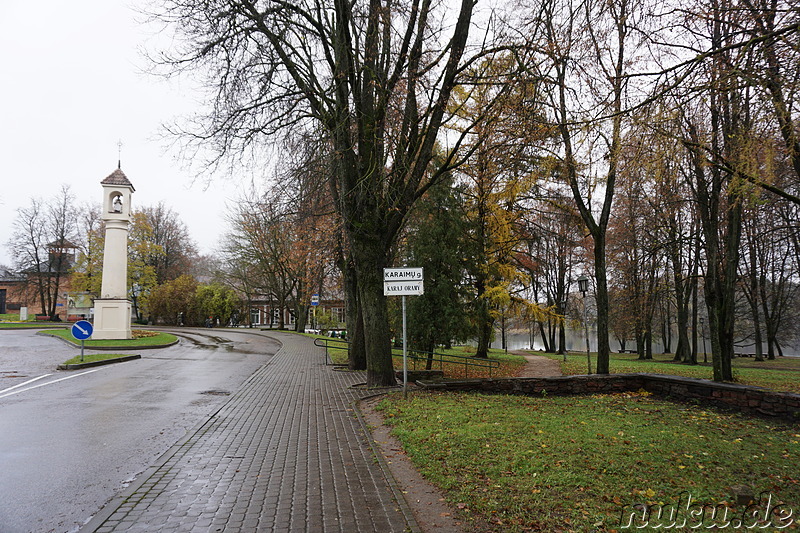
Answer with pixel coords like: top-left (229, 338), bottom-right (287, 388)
top-left (593, 236), bottom-right (611, 373)
top-left (759, 274), bottom-right (777, 361)
top-left (747, 236), bottom-right (764, 361)
top-left (500, 312), bottom-right (507, 351)
top-left (636, 332), bottom-right (645, 360)
top-left (342, 255), bottom-right (366, 371)
top-left (538, 322), bottom-right (551, 353)
top-left (674, 301), bottom-right (691, 363)
top-left (351, 235), bottom-right (395, 387)
top-left (474, 274), bottom-right (493, 358)
top-left (689, 230), bottom-right (701, 364)
top-left (672, 242), bottom-right (692, 363)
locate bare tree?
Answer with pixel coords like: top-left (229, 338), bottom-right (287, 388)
top-left (137, 202), bottom-right (197, 284)
top-left (151, 0), bottom-right (481, 385)
top-left (518, 193), bottom-right (583, 354)
top-left (518, 0), bottom-right (654, 373)
top-left (7, 186), bottom-right (78, 318)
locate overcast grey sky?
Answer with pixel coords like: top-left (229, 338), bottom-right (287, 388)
top-left (0, 1), bottom-right (249, 266)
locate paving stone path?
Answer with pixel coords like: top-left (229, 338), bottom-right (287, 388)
top-left (82, 331), bottom-right (415, 533)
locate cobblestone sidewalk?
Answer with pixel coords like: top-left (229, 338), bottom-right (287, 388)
top-left (81, 331), bottom-right (415, 532)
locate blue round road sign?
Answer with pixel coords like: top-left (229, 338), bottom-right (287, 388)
top-left (71, 320), bottom-right (94, 340)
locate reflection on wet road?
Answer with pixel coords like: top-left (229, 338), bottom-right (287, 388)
top-left (0, 327), bottom-right (282, 533)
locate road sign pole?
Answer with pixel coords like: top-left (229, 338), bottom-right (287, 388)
top-left (382, 268), bottom-right (422, 399)
top-left (71, 320), bottom-right (93, 361)
top-left (402, 295), bottom-right (408, 399)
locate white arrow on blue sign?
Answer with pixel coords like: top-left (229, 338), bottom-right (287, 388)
top-left (71, 320), bottom-right (94, 340)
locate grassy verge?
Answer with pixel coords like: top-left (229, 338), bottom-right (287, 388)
top-left (299, 333), bottom-right (350, 364)
top-left (539, 351), bottom-right (800, 394)
top-left (301, 332), bottom-right (525, 378)
top-left (378, 391), bottom-right (800, 532)
top-left (0, 313), bottom-right (66, 328)
top-left (41, 329), bottom-right (177, 347)
top-left (62, 353), bottom-right (135, 365)
top-left (0, 322), bottom-right (65, 329)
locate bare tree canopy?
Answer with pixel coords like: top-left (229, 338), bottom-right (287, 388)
top-left (7, 186), bottom-right (79, 317)
top-left (150, 0), bottom-right (484, 385)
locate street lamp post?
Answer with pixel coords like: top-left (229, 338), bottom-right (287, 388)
top-left (699, 317), bottom-right (708, 363)
top-left (562, 299), bottom-right (567, 362)
top-left (578, 274), bottom-right (592, 374)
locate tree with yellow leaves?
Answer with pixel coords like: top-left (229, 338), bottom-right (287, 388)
top-left (448, 54), bottom-right (548, 357)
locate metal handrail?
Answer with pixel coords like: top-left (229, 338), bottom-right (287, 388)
top-left (399, 348), bottom-right (501, 378)
top-left (313, 336), bottom-right (501, 378)
top-left (313, 337), bottom-right (350, 365)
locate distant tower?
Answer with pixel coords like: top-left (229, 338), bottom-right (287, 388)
top-left (93, 167), bottom-right (135, 340)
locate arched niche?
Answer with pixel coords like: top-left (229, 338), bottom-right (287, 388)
top-left (110, 192), bottom-right (124, 214)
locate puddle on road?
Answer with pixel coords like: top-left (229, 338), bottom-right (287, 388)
top-left (174, 333), bottom-right (237, 352)
top-left (199, 389), bottom-right (231, 396)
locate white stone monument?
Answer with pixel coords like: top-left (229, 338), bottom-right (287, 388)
top-left (93, 167), bottom-right (135, 340)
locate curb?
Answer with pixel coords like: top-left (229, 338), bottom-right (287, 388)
top-left (57, 354), bottom-right (142, 371)
top-left (36, 330), bottom-right (179, 351)
top-left (78, 339), bottom-right (179, 351)
top-left (353, 393), bottom-right (423, 533)
top-left (79, 411), bottom-right (223, 533)
top-left (79, 334), bottom-right (285, 533)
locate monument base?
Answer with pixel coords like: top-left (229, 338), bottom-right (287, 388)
top-left (92, 299), bottom-right (132, 340)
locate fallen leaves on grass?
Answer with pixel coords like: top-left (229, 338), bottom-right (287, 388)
top-left (378, 391), bottom-right (800, 533)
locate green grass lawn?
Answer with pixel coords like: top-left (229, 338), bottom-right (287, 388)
top-left (41, 329), bottom-right (177, 348)
top-left (379, 391), bottom-right (800, 532)
top-left (0, 312), bottom-right (65, 328)
top-left (0, 322), bottom-right (65, 329)
top-left (540, 351), bottom-right (800, 394)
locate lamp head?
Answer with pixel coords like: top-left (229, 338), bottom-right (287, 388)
top-left (577, 274), bottom-right (589, 294)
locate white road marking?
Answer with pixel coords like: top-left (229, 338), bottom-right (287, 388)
top-left (0, 374), bottom-right (53, 395)
top-left (0, 368), bottom-right (106, 400)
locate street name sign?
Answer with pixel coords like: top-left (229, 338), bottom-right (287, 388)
top-left (383, 267), bottom-right (424, 398)
top-left (383, 268), bottom-right (424, 296)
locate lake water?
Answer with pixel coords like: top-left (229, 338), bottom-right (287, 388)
top-left (487, 325), bottom-right (799, 357)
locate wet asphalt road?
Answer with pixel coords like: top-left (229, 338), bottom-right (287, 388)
top-left (0, 328), bottom-right (280, 533)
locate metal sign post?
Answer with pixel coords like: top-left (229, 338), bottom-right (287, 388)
top-left (383, 268), bottom-right (424, 398)
top-left (71, 320), bottom-right (94, 362)
top-left (311, 294), bottom-right (319, 331)
top-left (402, 295), bottom-right (407, 397)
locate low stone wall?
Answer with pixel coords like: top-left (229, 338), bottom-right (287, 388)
top-left (417, 373), bottom-right (800, 422)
